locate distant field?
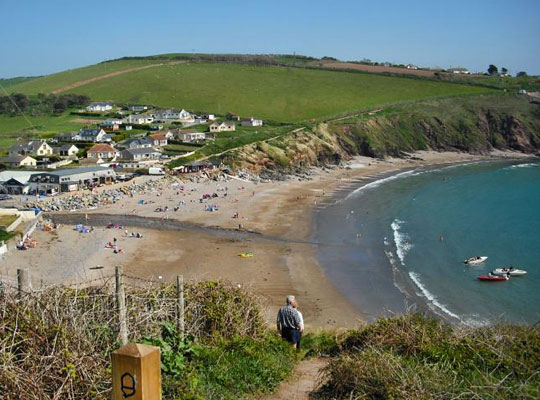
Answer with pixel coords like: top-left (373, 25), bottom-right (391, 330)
top-left (322, 62), bottom-right (437, 77)
top-left (31, 63), bottom-right (495, 122)
top-left (0, 113), bottom-right (94, 135)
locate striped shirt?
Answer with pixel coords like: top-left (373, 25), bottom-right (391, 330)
top-left (277, 305), bottom-right (301, 330)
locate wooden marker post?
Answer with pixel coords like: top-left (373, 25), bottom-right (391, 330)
top-left (112, 343), bottom-right (161, 400)
top-left (17, 268), bottom-right (30, 295)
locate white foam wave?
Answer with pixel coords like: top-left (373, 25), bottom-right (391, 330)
top-left (507, 162), bottom-right (539, 169)
top-left (408, 272), bottom-right (461, 320)
top-left (345, 169), bottom-right (422, 199)
top-left (391, 219), bottom-right (412, 266)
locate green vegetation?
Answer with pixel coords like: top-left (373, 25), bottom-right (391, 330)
top-left (0, 112), bottom-right (99, 151)
top-left (329, 94), bottom-right (540, 158)
top-left (0, 93), bottom-right (90, 116)
top-left (435, 71), bottom-right (540, 91)
top-left (7, 59), bottom-right (159, 95)
top-left (222, 94), bottom-right (540, 171)
top-left (315, 314), bottom-right (540, 399)
top-left (164, 143), bottom-right (203, 155)
top-left (144, 325), bottom-right (295, 399)
top-left (1, 279), bottom-right (539, 400)
top-left (167, 124), bottom-right (297, 168)
top-left (0, 228), bottom-right (15, 241)
top-left (0, 280), bottom-right (290, 400)
top-left (0, 76), bottom-right (38, 89)
top-left (8, 61), bottom-right (495, 123)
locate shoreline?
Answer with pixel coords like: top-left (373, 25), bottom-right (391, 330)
top-left (1, 151), bottom-right (536, 329)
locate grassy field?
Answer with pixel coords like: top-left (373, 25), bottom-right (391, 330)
top-left (0, 76), bottom-right (38, 89)
top-left (7, 61), bottom-right (496, 123)
top-left (6, 59), bottom-right (160, 95)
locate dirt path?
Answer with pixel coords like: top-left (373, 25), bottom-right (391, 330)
top-left (51, 61), bottom-right (186, 94)
top-left (266, 358), bottom-right (326, 400)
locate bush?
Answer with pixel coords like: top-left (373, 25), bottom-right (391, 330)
top-left (315, 314), bottom-right (540, 399)
top-left (0, 280), bottom-right (269, 399)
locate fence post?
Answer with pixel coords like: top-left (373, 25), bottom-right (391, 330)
top-left (116, 266), bottom-right (128, 345)
top-left (112, 343), bottom-right (161, 399)
top-left (176, 275), bottom-right (185, 341)
top-left (17, 268), bottom-right (31, 295)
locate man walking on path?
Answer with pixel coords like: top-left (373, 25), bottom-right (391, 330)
top-left (277, 295), bottom-right (302, 348)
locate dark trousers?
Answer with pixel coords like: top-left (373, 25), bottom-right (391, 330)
top-left (281, 327), bottom-right (301, 345)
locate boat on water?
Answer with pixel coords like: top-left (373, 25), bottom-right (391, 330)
top-left (492, 267), bottom-right (527, 276)
top-left (464, 256), bottom-right (488, 265)
top-left (477, 273), bottom-right (509, 281)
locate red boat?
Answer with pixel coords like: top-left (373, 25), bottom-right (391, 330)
top-left (477, 274), bottom-right (509, 282)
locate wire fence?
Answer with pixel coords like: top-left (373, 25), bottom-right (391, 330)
top-left (0, 268), bottom-right (265, 399)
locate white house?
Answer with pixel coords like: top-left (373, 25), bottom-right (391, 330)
top-left (0, 155), bottom-right (37, 168)
top-left (86, 102), bottom-right (114, 112)
top-left (241, 118), bottom-right (263, 127)
top-left (77, 129), bottom-right (108, 142)
top-left (154, 109), bottom-right (192, 122)
top-left (8, 140), bottom-right (54, 157)
top-left (87, 144), bottom-right (117, 160)
top-left (178, 130), bottom-right (206, 143)
top-left (124, 114), bottom-right (155, 124)
top-left (209, 122), bottom-right (236, 133)
top-left (149, 132), bottom-right (172, 147)
top-left (447, 67), bottom-right (470, 74)
top-left (54, 144), bottom-right (79, 157)
top-left (119, 147), bottom-right (161, 161)
top-left (128, 105), bottom-right (150, 112)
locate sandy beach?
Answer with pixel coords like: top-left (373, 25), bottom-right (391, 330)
top-left (0, 150), bottom-right (532, 329)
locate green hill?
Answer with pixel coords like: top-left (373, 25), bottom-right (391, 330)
top-left (7, 57), bottom-right (495, 123)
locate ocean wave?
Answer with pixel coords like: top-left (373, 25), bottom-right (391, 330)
top-left (345, 169), bottom-right (421, 199)
top-left (391, 219), bottom-right (412, 266)
top-left (507, 162), bottom-right (540, 169)
top-left (408, 272), bottom-right (461, 320)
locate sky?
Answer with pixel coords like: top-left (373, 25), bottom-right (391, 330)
top-left (0, 0), bottom-right (539, 78)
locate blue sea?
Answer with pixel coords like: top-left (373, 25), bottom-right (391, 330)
top-left (314, 159), bottom-right (540, 326)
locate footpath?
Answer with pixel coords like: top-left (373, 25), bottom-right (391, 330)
top-left (265, 358), bottom-right (326, 400)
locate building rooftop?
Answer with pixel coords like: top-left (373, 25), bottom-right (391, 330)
top-left (37, 166), bottom-right (113, 177)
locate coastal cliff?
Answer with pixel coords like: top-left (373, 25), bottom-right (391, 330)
top-left (225, 94), bottom-right (540, 172)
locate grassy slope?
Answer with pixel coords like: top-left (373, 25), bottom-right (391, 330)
top-left (61, 63), bottom-right (494, 122)
top-left (0, 76), bottom-right (38, 89)
top-left (8, 59), bottom-right (159, 95)
top-left (7, 61), bottom-right (495, 123)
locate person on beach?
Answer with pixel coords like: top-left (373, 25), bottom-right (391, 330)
top-left (276, 295), bottom-right (302, 348)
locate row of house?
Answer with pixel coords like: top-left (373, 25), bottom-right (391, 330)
top-left (2, 140), bottom-right (80, 168)
top-left (0, 166), bottom-right (116, 195)
top-left (86, 144), bottom-right (161, 162)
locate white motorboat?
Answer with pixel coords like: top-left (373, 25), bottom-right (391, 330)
top-left (492, 267), bottom-right (527, 276)
top-left (464, 256), bottom-right (488, 265)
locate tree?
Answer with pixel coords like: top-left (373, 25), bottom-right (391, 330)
top-left (501, 67), bottom-right (508, 75)
top-left (517, 71), bottom-right (527, 77)
top-left (488, 64), bottom-right (498, 75)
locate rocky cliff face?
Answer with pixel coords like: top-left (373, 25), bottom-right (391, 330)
top-left (225, 95), bottom-right (540, 172)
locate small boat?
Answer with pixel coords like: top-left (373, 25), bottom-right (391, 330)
top-left (477, 273), bottom-right (509, 281)
top-left (492, 268), bottom-right (527, 276)
top-left (464, 256), bottom-right (488, 265)
top-left (238, 251), bottom-right (254, 258)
